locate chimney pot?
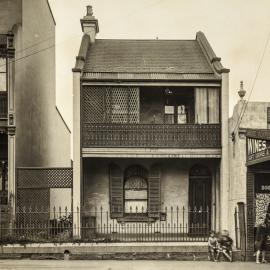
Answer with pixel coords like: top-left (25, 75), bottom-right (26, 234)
top-left (87, 6), bottom-right (93, 16)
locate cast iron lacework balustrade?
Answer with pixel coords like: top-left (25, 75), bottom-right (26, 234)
top-left (82, 123), bottom-right (221, 148)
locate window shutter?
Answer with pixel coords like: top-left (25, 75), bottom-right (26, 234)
top-left (109, 163), bottom-right (123, 218)
top-left (148, 164), bottom-right (161, 218)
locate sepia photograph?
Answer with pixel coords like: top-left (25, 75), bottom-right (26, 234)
top-left (0, 0), bottom-right (270, 269)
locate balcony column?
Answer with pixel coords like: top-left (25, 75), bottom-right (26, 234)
top-left (220, 71), bottom-right (229, 231)
top-left (7, 55), bottom-right (16, 219)
top-left (72, 70), bottom-right (81, 238)
top-left (7, 128), bottom-right (15, 209)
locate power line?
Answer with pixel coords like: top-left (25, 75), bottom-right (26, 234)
top-left (0, 0), bottom-right (166, 69)
top-left (232, 27), bottom-right (270, 138)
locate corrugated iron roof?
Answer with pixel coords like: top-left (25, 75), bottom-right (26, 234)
top-left (82, 72), bottom-right (219, 81)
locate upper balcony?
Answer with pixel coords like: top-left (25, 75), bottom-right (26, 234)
top-left (81, 86), bottom-right (221, 149)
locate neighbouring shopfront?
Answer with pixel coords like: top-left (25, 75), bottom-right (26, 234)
top-left (246, 129), bottom-right (270, 258)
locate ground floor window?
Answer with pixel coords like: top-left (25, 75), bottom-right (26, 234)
top-left (109, 163), bottom-right (161, 220)
top-left (124, 174), bottom-right (148, 213)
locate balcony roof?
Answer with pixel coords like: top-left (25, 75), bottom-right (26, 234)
top-left (82, 72), bottom-right (220, 81)
top-left (75, 32), bottom-right (228, 81)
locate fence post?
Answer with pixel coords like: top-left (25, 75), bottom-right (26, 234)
top-left (237, 202), bottom-right (246, 261)
top-left (234, 207), bottom-right (239, 249)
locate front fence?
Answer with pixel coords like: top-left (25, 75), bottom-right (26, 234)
top-left (0, 206), bottom-right (210, 243)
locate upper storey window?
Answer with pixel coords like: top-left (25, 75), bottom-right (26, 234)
top-left (0, 58), bottom-right (7, 92)
top-left (163, 88), bottom-right (194, 124)
top-left (195, 88), bottom-right (220, 124)
top-left (164, 88), bottom-right (220, 125)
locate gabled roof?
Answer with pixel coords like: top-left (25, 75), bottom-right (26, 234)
top-left (74, 31), bottom-right (229, 81)
top-left (84, 39), bottom-right (212, 74)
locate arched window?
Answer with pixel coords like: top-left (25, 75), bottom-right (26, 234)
top-left (124, 165), bottom-right (148, 214)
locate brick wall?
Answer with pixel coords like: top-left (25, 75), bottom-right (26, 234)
top-left (246, 170), bottom-right (255, 260)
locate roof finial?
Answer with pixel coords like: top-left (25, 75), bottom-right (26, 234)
top-left (238, 81), bottom-right (246, 99)
top-left (87, 5), bottom-right (93, 16)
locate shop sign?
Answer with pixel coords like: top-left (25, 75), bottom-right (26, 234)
top-left (255, 176), bottom-right (270, 193)
top-left (246, 137), bottom-right (270, 165)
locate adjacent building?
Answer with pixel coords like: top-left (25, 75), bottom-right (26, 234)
top-left (72, 6), bottom-right (230, 239)
top-left (229, 83), bottom-right (270, 259)
top-left (0, 0), bottom-right (71, 215)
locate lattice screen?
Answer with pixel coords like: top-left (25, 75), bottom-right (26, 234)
top-left (129, 88), bottom-right (140, 123)
top-left (17, 168), bottom-right (72, 189)
top-left (17, 189), bottom-right (50, 225)
top-left (17, 188), bottom-right (50, 209)
top-left (16, 167), bottom-right (72, 222)
top-left (83, 86), bottom-right (105, 123)
top-left (109, 88), bottom-right (129, 123)
top-left (83, 86), bottom-right (139, 124)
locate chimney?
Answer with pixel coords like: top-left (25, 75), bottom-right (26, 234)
top-left (80, 5), bottom-right (99, 43)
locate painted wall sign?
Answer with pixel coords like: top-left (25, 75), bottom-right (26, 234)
top-left (246, 136), bottom-right (270, 165)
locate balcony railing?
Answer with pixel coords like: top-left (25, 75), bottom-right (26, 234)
top-left (0, 92), bottom-right (7, 119)
top-left (82, 123), bottom-right (221, 148)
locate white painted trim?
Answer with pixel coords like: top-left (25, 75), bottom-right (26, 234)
top-left (82, 82), bottom-right (221, 87)
top-left (82, 147), bottom-right (221, 158)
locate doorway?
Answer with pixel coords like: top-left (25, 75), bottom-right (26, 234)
top-left (189, 164), bottom-right (212, 235)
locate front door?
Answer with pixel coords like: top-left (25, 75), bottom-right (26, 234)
top-left (189, 178), bottom-right (211, 235)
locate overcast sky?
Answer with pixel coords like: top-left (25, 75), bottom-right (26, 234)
top-left (49, 0), bottom-right (270, 129)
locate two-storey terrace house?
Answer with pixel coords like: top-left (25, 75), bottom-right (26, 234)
top-left (72, 6), bottom-right (230, 241)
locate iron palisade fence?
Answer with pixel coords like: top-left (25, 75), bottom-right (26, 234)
top-left (0, 205), bottom-right (210, 243)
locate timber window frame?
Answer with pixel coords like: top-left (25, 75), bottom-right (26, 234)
top-left (0, 57), bottom-right (7, 92)
top-left (109, 163), bottom-right (161, 222)
top-left (124, 174), bottom-right (148, 214)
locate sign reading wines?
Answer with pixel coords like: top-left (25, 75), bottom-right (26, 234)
top-left (246, 129), bottom-right (270, 165)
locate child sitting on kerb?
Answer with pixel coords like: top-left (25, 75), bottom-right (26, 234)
top-left (208, 230), bottom-right (218, 261)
